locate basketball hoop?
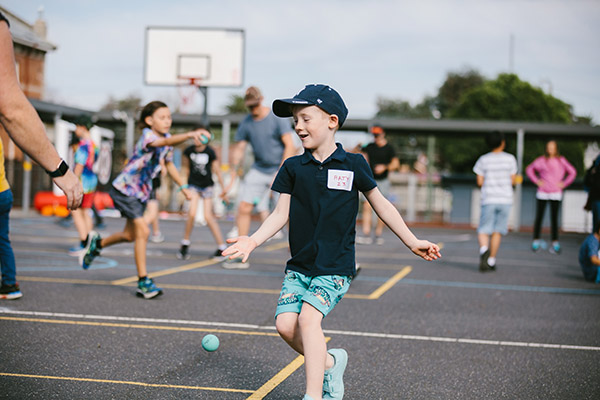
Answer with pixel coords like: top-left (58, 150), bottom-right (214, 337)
top-left (176, 78), bottom-right (202, 114)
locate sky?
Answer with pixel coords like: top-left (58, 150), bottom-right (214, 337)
top-left (2, 0), bottom-right (600, 124)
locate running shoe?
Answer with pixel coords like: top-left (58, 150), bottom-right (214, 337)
top-left (355, 235), bottom-right (373, 245)
top-left (68, 243), bottom-right (85, 256)
top-left (136, 277), bottom-right (163, 299)
top-left (150, 232), bottom-right (165, 243)
top-left (531, 240), bottom-right (541, 252)
top-left (80, 231), bottom-right (101, 270)
top-left (0, 283), bottom-right (22, 300)
top-left (375, 236), bottom-right (385, 245)
top-left (222, 257), bottom-right (249, 269)
top-left (479, 249), bottom-right (491, 272)
top-left (177, 244), bottom-right (190, 260)
top-left (323, 348), bottom-right (348, 399)
top-left (549, 242), bottom-right (561, 254)
top-left (211, 249), bottom-right (225, 260)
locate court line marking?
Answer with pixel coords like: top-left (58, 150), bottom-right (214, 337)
top-left (0, 316), bottom-right (280, 337)
top-left (247, 338), bottom-right (330, 400)
top-left (0, 372), bottom-right (254, 393)
top-left (111, 258), bottom-right (221, 285)
top-left (1, 309), bottom-right (598, 352)
top-left (367, 266), bottom-right (412, 299)
top-left (16, 264), bottom-right (413, 300)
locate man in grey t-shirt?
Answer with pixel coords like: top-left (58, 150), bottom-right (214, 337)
top-left (224, 86), bottom-right (295, 269)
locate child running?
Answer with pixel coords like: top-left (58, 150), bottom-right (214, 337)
top-left (68, 114), bottom-right (99, 255)
top-left (177, 126), bottom-right (229, 260)
top-left (80, 101), bottom-right (207, 299)
top-left (223, 84), bottom-right (441, 400)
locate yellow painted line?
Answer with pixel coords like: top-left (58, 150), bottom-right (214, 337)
top-left (247, 337), bottom-right (330, 399)
top-left (158, 283), bottom-right (280, 295)
top-left (111, 258), bottom-right (220, 285)
top-left (17, 276), bottom-right (113, 285)
top-left (367, 266), bottom-right (412, 300)
top-left (0, 316), bottom-right (280, 337)
top-left (0, 372), bottom-right (253, 393)
top-left (262, 241), bottom-right (289, 252)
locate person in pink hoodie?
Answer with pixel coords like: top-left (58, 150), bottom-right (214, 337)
top-left (526, 140), bottom-right (576, 254)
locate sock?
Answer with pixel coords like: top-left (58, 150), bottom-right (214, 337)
top-left (479, 246), bottom-right (489, 255)
top-left (96, 238), bottom-right (103, 249)
top-left (80, 239), bottom-right (86, 247)
top-left (181, 239), bottom-right (191, 246)
top-left (488, 257), bottom-right (496, 267)
top-left (218, 244), bottom-right (227, 251)
top-left (138, 276), bottom-right (147, 282)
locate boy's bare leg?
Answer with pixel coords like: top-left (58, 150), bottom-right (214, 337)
top-left (478, 233), bottom-right (490, 249)
top-left (236, 201), bottom-right (253, 236)
top-left (298, 303), bottom-right (334, 399)
top-left (489, 232), bottom-right (502, 258)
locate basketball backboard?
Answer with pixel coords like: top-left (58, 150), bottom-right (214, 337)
top-left (144, 27), bottom-right (245, 87)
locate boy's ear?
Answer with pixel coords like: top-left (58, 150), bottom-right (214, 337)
top-left (328, 114), bottom-right (339, 130)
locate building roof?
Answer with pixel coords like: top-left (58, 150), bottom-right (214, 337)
top-left (0, 6), bottom-right (57, 52)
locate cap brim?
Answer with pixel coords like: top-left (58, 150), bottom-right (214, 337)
top-left (272, 98), bottom-right (313, 118)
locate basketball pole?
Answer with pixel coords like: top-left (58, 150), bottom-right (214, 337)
top-left (198, 85), bottom-right (209, 128)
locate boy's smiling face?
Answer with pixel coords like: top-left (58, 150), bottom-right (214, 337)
top-left (292, 105), bottom-right (337, 151)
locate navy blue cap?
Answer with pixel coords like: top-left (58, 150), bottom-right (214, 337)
top-left (273, 84), bottom-right (348, 128)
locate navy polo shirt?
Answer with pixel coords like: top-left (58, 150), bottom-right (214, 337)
top-left (272, 143), bottom-right (377, 277)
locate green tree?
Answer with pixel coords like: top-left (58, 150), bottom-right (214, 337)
top-left (100, 94), bottom-right (142, 114)
top-left (449, 73), bottom-right (572, 123)
top-left (437, 68), bottom-right (486, 117)
top-left (375, 96), bottom-right (436, 119)
top-left (438, 73), bottom-right (586, 174)
top-left (225, 94), bottom-right (247, 114)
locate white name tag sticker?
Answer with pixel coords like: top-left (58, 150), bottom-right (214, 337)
top-left (327, 169), bottom-right (354, 191)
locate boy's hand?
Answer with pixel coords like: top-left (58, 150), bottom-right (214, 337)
top-left (223, 236), bottom-right (258, 263)
top-left (410, 240), bottom-right (442, 261)
top-left (189, 129), bottom-right (211, 146)
top-left (181, 187), bottom-right (193, 201)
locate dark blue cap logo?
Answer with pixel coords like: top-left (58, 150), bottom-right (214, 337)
top-left (272, 84), bottom-right (348, 128)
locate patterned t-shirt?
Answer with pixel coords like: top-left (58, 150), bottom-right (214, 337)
top-left (112, 128), bottom-right (173, 202)
top-left (74, 138), bottom-right (99, 194)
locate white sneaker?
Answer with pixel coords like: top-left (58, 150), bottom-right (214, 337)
top-left (222, 257), bottom-right (250, 269)
top-left (356, 235), bottom-right (373, 245)
top-left (226, 227), bottom-right (239, 239)
top-left (375, 236), bottom-right (385, 245)
top-left (150, 232), bottom-right (165, 243)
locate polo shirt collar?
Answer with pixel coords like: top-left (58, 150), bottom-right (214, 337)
top-left (300, 143), bottom-right (347, 165)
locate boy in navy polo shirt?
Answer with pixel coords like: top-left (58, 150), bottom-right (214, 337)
top-left (223, 84), bottom-right (441, 400)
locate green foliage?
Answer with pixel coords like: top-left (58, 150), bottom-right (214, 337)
top-left (375, 96), bottom-right (437, 119)
top-left (449, 74), bottom-right (573, 123)
top-left (100, 94), bottom-right (142, 114)
top-left (225, 94), bottom-right (247, 114)
top-left (437, 68), bottom-right (485, 117)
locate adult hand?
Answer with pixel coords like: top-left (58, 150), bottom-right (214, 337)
top-left (53, 170), bottom-right (83, 210)
top-left (223, 236), bottom-right (258, 263)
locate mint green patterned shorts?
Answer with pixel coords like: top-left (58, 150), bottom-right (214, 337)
top-left (275, 270), bottom-right (352, 318)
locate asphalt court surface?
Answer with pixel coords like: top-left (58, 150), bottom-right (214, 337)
top-left (1, 214), bottom-right (599, 399)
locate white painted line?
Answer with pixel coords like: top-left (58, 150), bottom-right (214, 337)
top-left (1, 308), bottom-right (599, 352)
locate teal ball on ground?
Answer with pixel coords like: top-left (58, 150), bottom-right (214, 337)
top-left (202, 334), bottom-right (219, 352)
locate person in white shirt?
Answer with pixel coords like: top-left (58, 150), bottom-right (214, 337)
top-left (473, 131), bottom-right (519, 272)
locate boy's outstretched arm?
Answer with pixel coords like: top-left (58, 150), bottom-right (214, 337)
top-left (223, 194), bottom-right (291, 262)
top-left (365, 188), bottom-right (441, 261)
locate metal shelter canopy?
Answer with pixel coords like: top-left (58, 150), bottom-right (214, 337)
top-left (342, 118), bottom-right (600, 137)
